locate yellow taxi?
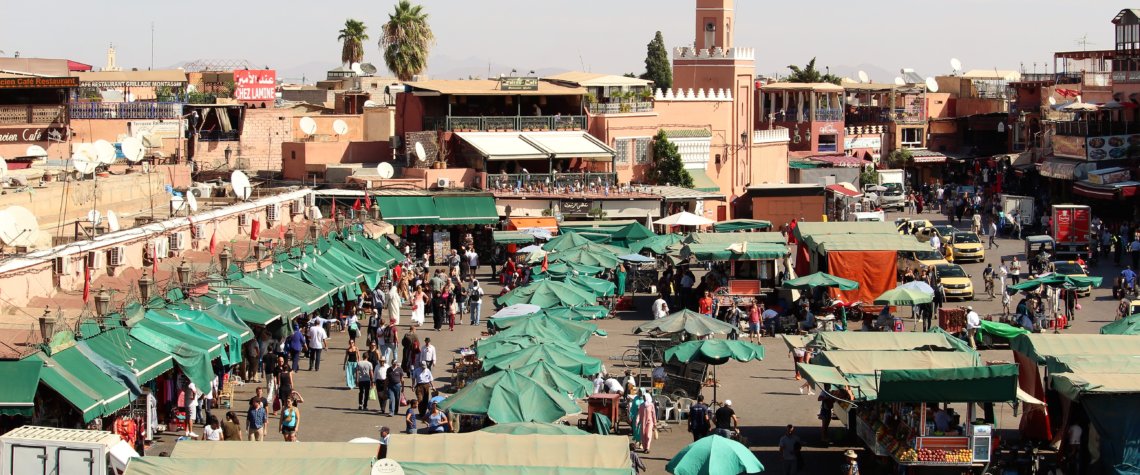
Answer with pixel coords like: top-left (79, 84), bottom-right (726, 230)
top-left (1050, 261), bottom-right (1092, 296)
top-left (896, 219), bottom-right (935, 242)
top-left (935, 263), bottom-right (974, 300)
top-left (948, 232), bottom-right (985, 263)
top-left (899, 249), bottom-right (950, 272)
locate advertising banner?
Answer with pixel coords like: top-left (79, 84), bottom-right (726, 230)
top-left (233, 70), bottom-right (277, 102)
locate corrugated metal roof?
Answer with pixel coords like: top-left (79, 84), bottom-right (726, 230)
top-left (644, 185), bottom-right (724, 201)
top-left (407, 79), bottom-right (584, 96)
top-left (662, 129), bottom-right (712, 139)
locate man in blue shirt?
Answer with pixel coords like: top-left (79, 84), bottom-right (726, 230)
top-left (246, 397), bottom-right (267, 441)
top-left (1122, 266), bottom-right (1137, 293)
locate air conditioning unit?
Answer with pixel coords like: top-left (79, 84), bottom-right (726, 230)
top-left (109, 246), bottom-right (126, 267)
top-left (188, 184), bottom-right (215, 198)
top-left (191, 223), bottom-right (205, 239)
top-left (153, 237), bottom-right (170, 259)
top-left (169, 232), bottom-right (186, 251)
top-left (437, 178), bottom-right (450, 188)
top-left (53, 256), bottom-right (71, 275)
top-left (238, 214), bottom-right (250, 227)
top-left (292, 199), bottom-right (304, 215)
top-left (304, 193), bottom-right (316, 207)
top-left (86, 251), bottom-right (105, 270)
top-left (266, 203), bottom-right (281, 222)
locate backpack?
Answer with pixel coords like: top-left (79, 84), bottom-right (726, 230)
top-left (383, 326), bottom-right (398, 346)
top-left (688, 404), bottom-right (709, 431)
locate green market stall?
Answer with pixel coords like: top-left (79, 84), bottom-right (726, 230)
top-left (712, 219), bottom-right (772, 233)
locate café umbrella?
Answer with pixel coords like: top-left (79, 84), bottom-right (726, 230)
top-left (488, 311), bottom-right (600, 339)
top-left (496, 279), bottom-right (598, 308)
top-left (549, 247), bottom-right (622, 269)
top-left (665, 339), bottom-right (765, 404)
top-left (482, 341), bottom-right (604, 376)
top-left (873, 287), bottom-right (934, 306)
top-left (635, 309), bottom-right (737, 337)
top-left (476, 334), bottom-right (583, 359)
top-left (542, 233), bottom-right (595, 252)
top-left (437, 370), bottom-right (581, 423)
top-left (666, 434), bottom-right (765, 475)
top-left (485, 317), bottom-right (598, 347)
top-left (781, 272), bottom-right (859, 291)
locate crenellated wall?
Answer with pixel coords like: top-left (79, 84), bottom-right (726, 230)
top-left (653, 88), bottom-right (734, 102)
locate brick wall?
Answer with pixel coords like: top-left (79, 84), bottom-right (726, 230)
top-left (237, 108), bottom-right (294, 171)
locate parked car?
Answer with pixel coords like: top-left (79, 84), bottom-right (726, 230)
top-left (948, 232), bottom-right (985, 263)
top-left (1050, 260), bottom-right (1092, 296)
top-left (934, 263), bottom-right (974, 300)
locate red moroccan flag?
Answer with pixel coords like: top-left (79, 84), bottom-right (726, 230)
top-left (82, 266), bottom-right (91, 303)
top-left (331, 198), bottom-right (337, 217)
top-left (353, 198), bottom-right (362, 211)
top-left (152, 243), bottom-right (158, 275)
top-left (251, 219), bottom-right (261, 241)
top-left (364, 193), bottom-right (372, 210)
top-left (279, 224), bottom-right (286, 239)
top-left (209, 229), bottom-right (217, 255)
top-left (541, 255), bottom-right (549, 273)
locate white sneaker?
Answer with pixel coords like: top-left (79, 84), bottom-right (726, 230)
top-left (186, 432), bottom-right (199, 439)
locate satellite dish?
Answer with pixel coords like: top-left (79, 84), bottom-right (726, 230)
top-left (377, 162), bottom-right (394, 179)
top-left (333, 119), bottom-right (349, 135)
top-left (1048, 96), bottom-right (1057, 106)
top-left (106, 211), bottom-right (120, 232)
top-left (87, 209), bottom-right (102, 226)
top-left (413, 142), bottom-right (427, 163)
top-left (857, 70), bottom-right (869, 83)
top-left (893, 77), bottom-right (906, 86)
top-left (360, 63), bottom-right (378, 75)
top-left (230, 170), bottom-right (252, 201)
top-left (186, 190), bottom-right (199, 212)
top-left (0, 206), bottom-right (38, 247)
top-left (71, 149), bottom-right (98, 175)
top-left (120, 137), bottom-right (145, 162)
top-left (25, 145), bottom-right (48, 159)
top-left (0, 157), bottom-right (7, 180)
top-left (925, 77), bottom-right (940, 93)
top-left (363, 100), bottom-right (379, 108)
top-left (950, 58), bottom-right (962, 73)
top-left (93, 139), bottom-right (116, 165)
top-left (351, 62), bottom-right (364, 75)
top-left (299, 117), bottom-right (317, 136)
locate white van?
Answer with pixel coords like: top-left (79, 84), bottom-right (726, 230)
top-left (0, 426), bottom-right (137, 475)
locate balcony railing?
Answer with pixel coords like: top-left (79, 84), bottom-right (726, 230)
top-left (423, 115), bottom-right (586, 132)
top-left (487, 172), bottom-right (620, 194)
top-left (753, 128), bottom-right (789, 144)
top-left (587, 101), bottom-right (654, 114)
top-left (70, 101), bottom-right (183, 120)
top-left (1018, 72), bottom-right (1083, 84)
top-left (0, 104), bottom-right (66, 125)
top-left (1054, 120), bottom-right (1140, 137)
top-left (1112, 71), bottom-right (1140, 84)
top-left (815, 109), bottom-right (842, 121)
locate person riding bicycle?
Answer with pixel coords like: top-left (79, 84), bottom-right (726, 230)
top-left (982, 264), bottom-right (995, 297)
top-left (1122, 266), bottom-right (1137, 295)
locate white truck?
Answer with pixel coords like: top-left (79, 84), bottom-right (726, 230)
top-left (874, 169), bottom-right (906, 211)
top-left (999, 194), bottom-right (1035, 227)
top-left (0, 426), bottom-right (137, 475)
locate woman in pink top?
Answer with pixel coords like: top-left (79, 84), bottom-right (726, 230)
top-left (747, 304), bottom-right (761, 343)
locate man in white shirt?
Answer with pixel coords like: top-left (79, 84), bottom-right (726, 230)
top-left (465, 248), bottom-right (479, 275)
top-left (592, 373), bottom-right (605, 394)
top-left (307, 322), bottom-right (328, 371)
top-left (652, 295), bottom-right (669, 319)
top-left (603, 376), bottom-right (624, 395)
top-left (965, 306), bottom-right (982, 349)
top-left (930, 234), bottom-right (942, 252)
top-left (419, 338), bottom-right (437, 370)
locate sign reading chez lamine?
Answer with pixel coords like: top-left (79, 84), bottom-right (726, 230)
top-left (0, 127), bottom-right (69, 143)
top-left (560, 200), bottom-right (594, 215)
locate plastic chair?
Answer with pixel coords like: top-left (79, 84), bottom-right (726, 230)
top-left (675, 397), bottom-right (694, 422)
top-left (654, 395), bottom-right (677, 423)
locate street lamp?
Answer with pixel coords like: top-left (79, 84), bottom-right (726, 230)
top-left (335, 212), bottom-right (346, 230)
top-left (309, 221), bottom-right (320, 242)
top-left (176, 259), bottom-right (192, 285)
top-left (39, 307), bottom-right (56, 345)
top-left (285, 227), bottom-right (296, 248)
top-left (138, 272), bottom-right (154, 304)
top-left (219, 248), bottom-right (232, 276)
top-left (370, 203), bottom-right (380, 221)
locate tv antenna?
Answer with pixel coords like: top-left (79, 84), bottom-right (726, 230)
top-left (1075, 34), bottom-right (1095, 51)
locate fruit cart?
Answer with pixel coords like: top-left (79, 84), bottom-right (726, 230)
top-left (854, 401), bottom-right (993, 473)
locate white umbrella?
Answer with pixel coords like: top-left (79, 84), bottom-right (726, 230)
top-left (655, 211), bottom-right (714, 227)
top-left (520, 227), bottom-right (553, 240)
top-left (490, 304), bottom-right (542, 319)
top-left (517, 244), bottom-right (544, 254)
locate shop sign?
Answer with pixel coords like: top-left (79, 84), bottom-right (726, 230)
top-left (500, 77), bottom-right (539, 91)
top-left (1085, 134), bottom-right (1140, 160)
top-left (233, 69), bottom-right (277, 102)
top-left (1052, 135), bottom-right (1086, 159)
top-left (129, 120), bottom-right (184, 139)
top-left (0, 127), bottom-right (69, 143)
top-left (0, 76), bottom-right (79, 89)
top-left (844, 135), bottom-right (882, 150)
top-left (560, 200), bottom-right (593, 215)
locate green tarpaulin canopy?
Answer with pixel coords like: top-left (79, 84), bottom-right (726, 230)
top-left (27, 352), bottom-right (109, 422)
top-left (792, 221), bottom-right (898, 242)
top-left (149, 309), bottom-right (245, 365)
top-left (680, 242), bottom-right (789, 261)
top-left (807, 329), bottom-right (972, 352)
top-left (479, 422), bottom-right (590, 436)
top-left (130, 318), bottom-right (222, 389)
top-left (1044, 355), bottom-right (1140, 376)
top-left (234, 276), bottom-right (304, 318)
top-left (1006, 273), bottom-right (1103, 293)
top-left (1010, 333), bottom-right (1140, 364)
top-left (477, 335), bottom-right (584, 359)
top-left (377, 196), bottom-right (438, 225)
top-left (325, 243), bottom-right (385, 289)
top-left (543, 232), bottom-right (597, 252)
top-left (563, 240), bottom-right (630, 255)
top-left (635, 309), bottom-right (737, 337)
top-left (627, 234), bottom-right (685, 254)
top-left (802, 233), bottom-right (930, 253)
top-left (496, 279), bottom-right (598, 308)
top-left (817, 350), bottom-right (979, 375)
top-left (875, 364), bottom-right (1020, 403)
top-left (513, 360), bottom-right (595, 399)
top-left (494, 231), bottom-right (538, 245)
top-left (977, 320), bottom-right (1029, 340)
top-left (712, 219), bottom-right (773, 233)
top-left (796, 363), bottom-right (852, 388)
top-left (782, 272), bottom-right (859, 291)
top-left (533, 262), bottom-right (604, 278)
top-left (533, 273), bottom-right (615, 297)
top-left (482, 320), bottom-right (593, 347)
top-left (435, 195), bottom-right (499, 224)
top-left (40, 347), bottom-right (133, 420)
top-left (439, 370), bottom-right (581, 423)
top-left (494, 305), bottom-right (609, 322)
top-left (665, 339), bottom-right (765, 365)
top-left (0, 360), bottom-right (41, 416)
top-left (666, 433), bottom-right (765, 475)
top-left (873, 287), bottom-right (933, 306)
top-left (609, 222), bottom-right (655, 246)
top-left (1100, 314), bottom-right (1140, 335)
top-left (685, 232), bottom-right (785, 245)
top-left (83, 328), bottom-right (173, 386)
top-left (486, 314), bottom-right (599, 346)
top-left (482, 341), bottom-right (603, 376)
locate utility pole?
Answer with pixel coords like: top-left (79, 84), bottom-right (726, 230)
top-left (150, 22), bottom-right (155, 70)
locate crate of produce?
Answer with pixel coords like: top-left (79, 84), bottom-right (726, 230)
top-left (938, 308), bottom-right (967, 334)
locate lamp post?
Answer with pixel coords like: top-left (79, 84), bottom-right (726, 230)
top-left (285, 227), bottom-right (296, 248)
top-left (370, 203), bottom-right (380, 221)
top-left (309, 221), bottom-right (320, 242)
top-left (177, 259), bottom-right (192, 286)
top-left (39, 307), bottom-right (56, 346)
top-left (224, 145), bottom-right (233, 165)
top-left (94, 287), bottom-right (111, 330)
top-left (138, 271), bottom-right (153, 305)
top-left (219, 248), bottom-right (232, 276)
top-left (335, 212), bottom-right (346, 230)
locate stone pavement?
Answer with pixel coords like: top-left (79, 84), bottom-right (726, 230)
top-left (155, 210), bottom-right (1124, 473)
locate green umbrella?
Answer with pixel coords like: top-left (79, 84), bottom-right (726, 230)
top-left (533, 261), bottom-right (605, 278)
top-left (635, 309), bottom-right (738, 337)
top-left (541, 305), bottom-right (610, 321)
top-left (476, 335), bottom-right (584, 359)
top-left (782, 272), bottom-right (860, 291)
top-left (873, 287), bottom-right (934, 306)
top-left (543, 232), bottom-right (596, 252)
top-left (1101, 314), bottom-right (1140, 335)
top-left (665, 339), bottom-right (765, 404)
top-left (563, 274), bottom-right (617, 297)
top-left (483, 341), bottom-right (604, 376)
top-left (666, 434), bottom-right (765, 475)
top-left (628, 234), bottom-right (685, 254)
top-left (496, 279), bottom-right (598, 308)
top-left (437, 370), bottom-right (581, 423)
top-left (566, 241), bottom-right (630, 255)
top-left (478, 421), bottom-right (590, 436)
top-left (487, 312), bottom-right (600, 343)
top-left (549, 247), bottom-right (622, 269)
top-left (513, 360), bottom-right (595, 399)
top-left (610, 222), bottom-right (656, 245)
top-left (1007, 274), bottom-right (1103, 293)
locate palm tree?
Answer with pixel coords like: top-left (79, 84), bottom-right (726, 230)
top-left (338, 19), bottom-right (369, 65)
top-left (379, 0), bottom-right (435, 81)
top-left (785, 57), bottom-right (842, 85)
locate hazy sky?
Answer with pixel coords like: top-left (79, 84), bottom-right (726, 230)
top-left (0, 0), bottom-right (1119, 82)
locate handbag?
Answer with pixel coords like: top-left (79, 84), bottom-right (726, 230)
top-left (400, 392), bottom-right (408, 407)
top-left (369, 387), bottom-right (378, 401)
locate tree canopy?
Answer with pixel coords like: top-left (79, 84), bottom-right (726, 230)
top-left (645, 130), bottom-right (693, 188)
top-left (338, 19), bottom-right (369, 65)
top-left (380, 0), bottom-right (435, 81)
top-left (640, 31), bottom-right (672, 90)
top-left (785, 57), bottom-right (841, 85)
